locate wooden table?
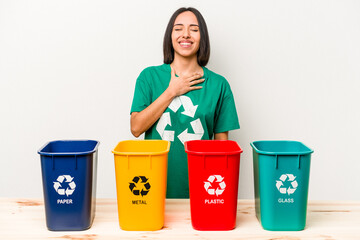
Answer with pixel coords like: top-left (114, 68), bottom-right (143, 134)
top-left (1, 199), bottom-right (359, 239)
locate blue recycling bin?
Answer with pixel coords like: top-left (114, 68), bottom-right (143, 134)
top-left (38, 140), bottom-right (99, 231)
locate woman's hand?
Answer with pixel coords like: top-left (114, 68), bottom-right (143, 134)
top-left (131, 67), bottom-right (205, 138)
top-left (167, 67), bottom-right (205, 97)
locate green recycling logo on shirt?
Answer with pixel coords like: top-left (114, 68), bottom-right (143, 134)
top-left (156, 95), bottom-right (204, 144)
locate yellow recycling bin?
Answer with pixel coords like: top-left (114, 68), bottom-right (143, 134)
top-left (112, 140), bottom-right (170, 231)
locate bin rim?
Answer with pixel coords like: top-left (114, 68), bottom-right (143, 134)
top-left (112, 140), bottom-right (170, 156)
top-left (38, 139), bottom-right (100, 156)
top-left (184, 140), bottom-right (243, 155)
top-left (250, 140), bottom-right (314, 156)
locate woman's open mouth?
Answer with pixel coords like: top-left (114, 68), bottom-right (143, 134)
top-left (179, 41), bottom-right (193, 48)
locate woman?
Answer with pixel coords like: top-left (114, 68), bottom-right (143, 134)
top-left (130, 7), bottom-right (240, 198)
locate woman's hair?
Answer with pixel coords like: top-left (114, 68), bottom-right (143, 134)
top-left (163, 7), bottom-right (210, 66)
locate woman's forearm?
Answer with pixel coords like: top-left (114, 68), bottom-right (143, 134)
top-left (214, 132), bottom-right (228, 140)
top-left (131, 89), bottom-right (176, 137)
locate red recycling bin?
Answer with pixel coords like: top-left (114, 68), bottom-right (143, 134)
top-left (185, 140), bottom-right (242, 230)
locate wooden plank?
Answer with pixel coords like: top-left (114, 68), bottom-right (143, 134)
top-left (0, 198), bottom-right (359, 239)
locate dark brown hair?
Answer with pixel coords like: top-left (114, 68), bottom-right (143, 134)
top-left (163, 7), bottom-right (210, 66)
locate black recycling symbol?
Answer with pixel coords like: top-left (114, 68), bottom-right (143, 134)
top-left (129, 176), bottom-right (151, 197)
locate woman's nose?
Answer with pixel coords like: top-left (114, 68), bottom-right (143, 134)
top-left (182, 28), bottom-right (190, 38)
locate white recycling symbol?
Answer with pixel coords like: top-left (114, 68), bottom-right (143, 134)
top-left (204, 175), bottom-right (226, 196)
top-left (276, 174), bottom-right (298, 195)
top-left (53, 175), bottom-right (76, 197)
top-left (156, 95), bottom-right (204, 145)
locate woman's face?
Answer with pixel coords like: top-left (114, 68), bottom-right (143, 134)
top-left (171, 11), bottom-right (201, 59)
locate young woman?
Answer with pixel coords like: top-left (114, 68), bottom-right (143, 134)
top-left (130, 7), bottom-right (240, 198)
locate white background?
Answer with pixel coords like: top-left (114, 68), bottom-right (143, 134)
top-left (1, 0), bottom-right (359, 200)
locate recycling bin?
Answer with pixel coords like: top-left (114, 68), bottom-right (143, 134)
top-left (38, 140), bottom-right (99, 231)
top-left (250, 140), bottom-right (314, 231)
top-left (112, 140), bottom-right (170, 231)
top-left (185, 140), bottom-right (243, 230)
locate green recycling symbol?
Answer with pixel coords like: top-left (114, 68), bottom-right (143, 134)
top-left (129, 176), bottom-right (151, 197)
top-left (156, 95), bottom-right (204, 144)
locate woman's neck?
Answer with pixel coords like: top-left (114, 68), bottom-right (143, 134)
top-left (170, 54), bottom-right (203, 77)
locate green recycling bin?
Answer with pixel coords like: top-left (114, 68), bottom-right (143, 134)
top-left (250, 140), bottom-right (314, 231)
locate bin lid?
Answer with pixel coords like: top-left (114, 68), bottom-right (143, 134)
top-left (185, 140), bottom-right (243, 155)
top-left (38, 140), bottom-right (100, 156)
top-left (250, 140), bottom-right (313, 155)
top-left (112, 140), bottom-right (170, 156)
